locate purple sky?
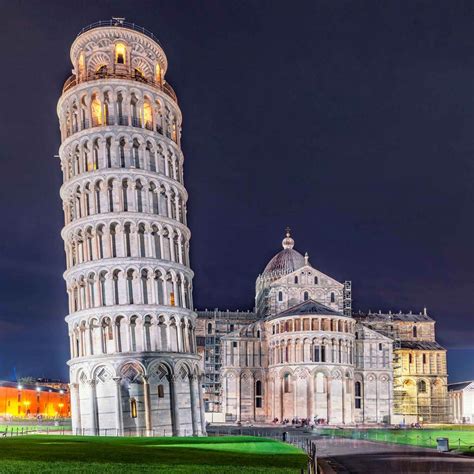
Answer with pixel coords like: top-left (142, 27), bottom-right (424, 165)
top-left (0, 1), bottom-right (472, 382)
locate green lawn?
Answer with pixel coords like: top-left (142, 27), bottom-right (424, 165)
top-left (321, 427), bottom-right (474, 454)
top-left (0, 435), bottom-right (307, 473)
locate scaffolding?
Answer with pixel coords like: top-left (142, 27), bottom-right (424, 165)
top-left (197, 309), bottom-right (257, 412)
top-left (343, 281), bottom-right (352, 317)
top-left (354, 310), bottom-right (451, 424)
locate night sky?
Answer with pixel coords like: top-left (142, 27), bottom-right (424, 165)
top-left (0, 1), bottom-right (472, 382)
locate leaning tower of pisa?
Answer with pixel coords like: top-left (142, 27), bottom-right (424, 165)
top-left (57, 19), bottom-right (205, 436)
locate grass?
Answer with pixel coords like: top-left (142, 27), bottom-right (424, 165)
top-left (0, 435), bottom-right (307, 473)
top-left (321, 426), bottom-right (474, 454)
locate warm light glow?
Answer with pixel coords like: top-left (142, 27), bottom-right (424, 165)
top-left (91, 98), bottom-right (102, 126)
top-left (0, 385), bottom-right (70, 418)
top-left (131, 398), bottom-right (137, 418)
top-left (115, 43), bottom-right (126, 64)
top-left (144, 101), bottom-right (153, 127)
top-left (155, 63), bottom-right (162, 83)
top-left (78, 53), bottom-right (85, 74)
top-left (170, 292), bottom-right (175, 306)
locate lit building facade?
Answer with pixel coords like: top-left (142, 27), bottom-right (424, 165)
top-left (57, 19), bottom-right (205, 436)
top-left (449, 381), bottom-right (474, 424)
top-left (197, 230), bottom-right (449, 424)
top-left (0, 381), bottom-right (70, 418)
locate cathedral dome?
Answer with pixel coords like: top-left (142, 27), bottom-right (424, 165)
top-left (262, 229), bottom-right (306, 278)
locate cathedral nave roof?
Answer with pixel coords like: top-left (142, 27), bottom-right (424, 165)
top-left (400, 340), bottom-right (445, 351)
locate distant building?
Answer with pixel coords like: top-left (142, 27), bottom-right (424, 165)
top-left (0, 381), bottom-right (70, 418)
top-left (196, 230), bottom-right (450, 424)
top-left (196, 309), bottom-right (257, 413)
top-left (449, 381), bottom-right (474, 424)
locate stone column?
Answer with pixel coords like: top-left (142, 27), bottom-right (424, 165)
top-left (88, 380), bottom-right (97, 435)
top-left (170, 375), bottom-right (181, 436)
top-left (143, 376), bottom-right (152, 436)
top-left (189, 375), bottom-right (201, 435)
top-left (69, 383), bottom-right (81, 434)
top-left (113, 377), bottom-right (123, 435)
top-left (308, 375), bottom-right (314, 420)
top-left (236, 374), bottom-right (241, 422)
top-left (326, 377), bottom-right (331, 424)
top-left (198, 374), bottom-right (207, 434)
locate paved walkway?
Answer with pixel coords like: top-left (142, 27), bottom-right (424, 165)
top-left (316, 437), bottom-right (474, 473)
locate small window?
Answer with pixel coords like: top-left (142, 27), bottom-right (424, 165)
top-left (229, 324), bottom-right (234, 332)
top-left (130, 398), bottom-right (137, 418)
top-left (157, 385), bottom-right (164, 398)
top-left (278, 291), bottom-right (283, 302)
top-left (423, 354), bottom-right (427, 364)
top-left (413, 326), bottom-right (417, 338)
top-left (256, 330), bottom-right (261, 338)
top-left (409, 354), bottom-right (413, 364)
top-left (379, 343), bottom-right (382, 351)
top-left (418, 380), bottom-right (427, 393)
top-left (355, 332), bottom-right (359, 340)
top-left (303, 291), bottom-right (309, 301)
top-left (330, 292), bottom-right (335, 303)
top-left (294, 276), bottom-right (298, 284)
top-left (232, 341), bottom-right (237, 348)
top-left (255, 380), bottom-right (263, 408)
top-left (314, 276), bottom-right (318, 285)
top-left (207, 323), bottom-right (212, 335)
top-left (115, 43), bottom-right (126, 64)
top-left (283, 374), bottom-right (291, 393)
top-left (355, 381), bottom-right (362, 409)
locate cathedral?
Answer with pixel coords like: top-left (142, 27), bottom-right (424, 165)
top-left (198, 231), bottom-right (450, 425)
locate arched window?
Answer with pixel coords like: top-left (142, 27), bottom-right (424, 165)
top-left (91, 96), bottom-right (102, 126)
top-left (283, 374), bottom-right (290, 393)
top-left (418, 380), bottom-right (427, 393)
top-left (409, 353), bottom-right (413, 364)
top-left (115, 43), bottom-right (126, 64)
top-left (355, 381), bottom-right (362, 409)
top-left (304, 291), bottom-right (309, 301)
top-left (256, 330), bottom-right (261, 338)
top-left (413, 325), bottom-right (417, 338)
top-left (130, 398), bottom-right (137, 418)
top-left (144, 100), bottom-right (153, 130)
top-left (78, 52), bottom-right (85, 77)
top-left (294, 276), bottom-right (298, 284)
top-left (155, 63), bottom-right (162, 84)
top-left (330, 292), bottom-right (335, 303)
top-left (278, 291), bottom-right (283, 302)
top-left (314, 345), bottom-right (320, 362)
top-left (255, 380), bottom-right (263, 408)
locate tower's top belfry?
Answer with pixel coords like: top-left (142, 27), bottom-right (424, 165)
top-left (62, 18), bottom-right (176, 103)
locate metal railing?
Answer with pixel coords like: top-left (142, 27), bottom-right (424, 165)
top-left (62, 73), bottom-right (178, 103)
top-left (77, 20), bottom-right (162, 47)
